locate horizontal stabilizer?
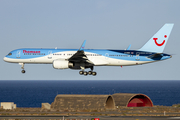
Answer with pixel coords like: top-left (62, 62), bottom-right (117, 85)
top-left (148, 53), bottom-right (163, 59)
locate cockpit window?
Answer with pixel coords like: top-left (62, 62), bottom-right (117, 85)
top-left (8, 53), bottom-right (12, 56)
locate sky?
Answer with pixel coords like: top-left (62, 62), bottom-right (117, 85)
top-left (0, 0), bottom-right (180, 80)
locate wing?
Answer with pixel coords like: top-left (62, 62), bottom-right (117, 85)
top-left (68, 40), bottom-right (94, 65)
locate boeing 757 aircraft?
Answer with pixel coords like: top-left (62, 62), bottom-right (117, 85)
top-left (3, 24), bottom-right (174, 76)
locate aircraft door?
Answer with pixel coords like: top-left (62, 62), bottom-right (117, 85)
top-left (48, 51), bottom-right (52, 59)
top-left (16, 50), bottom-right (21, 58)
top-left (105, 53), bottom-right (109, 60)
top-left (136, 52), bottom-right (140, 61)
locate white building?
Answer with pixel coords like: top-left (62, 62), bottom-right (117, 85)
top-left (0, 102), bottom-right (16, 110)
top-left (41, 103), bottom-right (51, 110)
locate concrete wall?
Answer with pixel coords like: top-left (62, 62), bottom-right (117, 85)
top-left (112, 93), bottom-right (153, 107)
top-left (51, 93), bottom-right (153, 110)
top-left (0, 102), bottom-right (16, 110)
top-left (51, 94), bottom-right (114, 110)
top-left (41, 103), bottom-right (51, 110)
top-left (112, 93), bottom-right (136, 106)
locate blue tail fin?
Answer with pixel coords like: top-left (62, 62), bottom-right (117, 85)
top-left (139, 24), bottom-right (174, 53)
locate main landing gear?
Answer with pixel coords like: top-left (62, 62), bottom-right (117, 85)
top-left (79, 71), bottom-right (97, 76)
top-left (79, 66), bottom-right (97, 76)
top-left (19, 63), bottom-right (26, 74)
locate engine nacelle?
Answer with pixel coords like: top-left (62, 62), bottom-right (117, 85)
top-left (53, 60), bottom-right (73, 69)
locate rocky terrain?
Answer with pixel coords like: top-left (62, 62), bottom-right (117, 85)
top-left (0, 104), bottom-right (180, 116)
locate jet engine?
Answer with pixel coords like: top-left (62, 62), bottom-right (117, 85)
top-left (53, 60), bottom-right (73, 69)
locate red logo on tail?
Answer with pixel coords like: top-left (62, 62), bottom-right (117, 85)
top-left (153, 35), bottom-right (167, 46)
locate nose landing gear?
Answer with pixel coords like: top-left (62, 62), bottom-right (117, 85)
top-left (19, 63), bottom-right (26, 74)
top-left (21, 70), bottom-right (26, 73)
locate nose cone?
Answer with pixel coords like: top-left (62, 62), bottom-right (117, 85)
top-left (3, 57), bottom-right (8, 62)
top-left (3, 57), bottom-right (11, 62)
top-left (3, 56), bottom-right (14, 63)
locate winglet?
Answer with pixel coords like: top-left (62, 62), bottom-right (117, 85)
top-left (79, 40), bottom-right (86, 51)
top-left (126, 44), bottom-right (131, 50)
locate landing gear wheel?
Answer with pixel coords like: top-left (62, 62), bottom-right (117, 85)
top-left (79, 71), bottom-right (84, 75)
top-left (21, 70), bottom-right (26, 74)
top-left (84, 71), bottom-right (88, 76)
top-left (92, 72), bottom-right (97, 76)
top-left (88, 71), bottom-right (92, 75)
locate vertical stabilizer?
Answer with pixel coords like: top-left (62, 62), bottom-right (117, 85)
top-left (139, 24), bottom-right (174, 53)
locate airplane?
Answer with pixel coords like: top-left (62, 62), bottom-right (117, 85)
top-left (3, 23), bottom-right (174, 76)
